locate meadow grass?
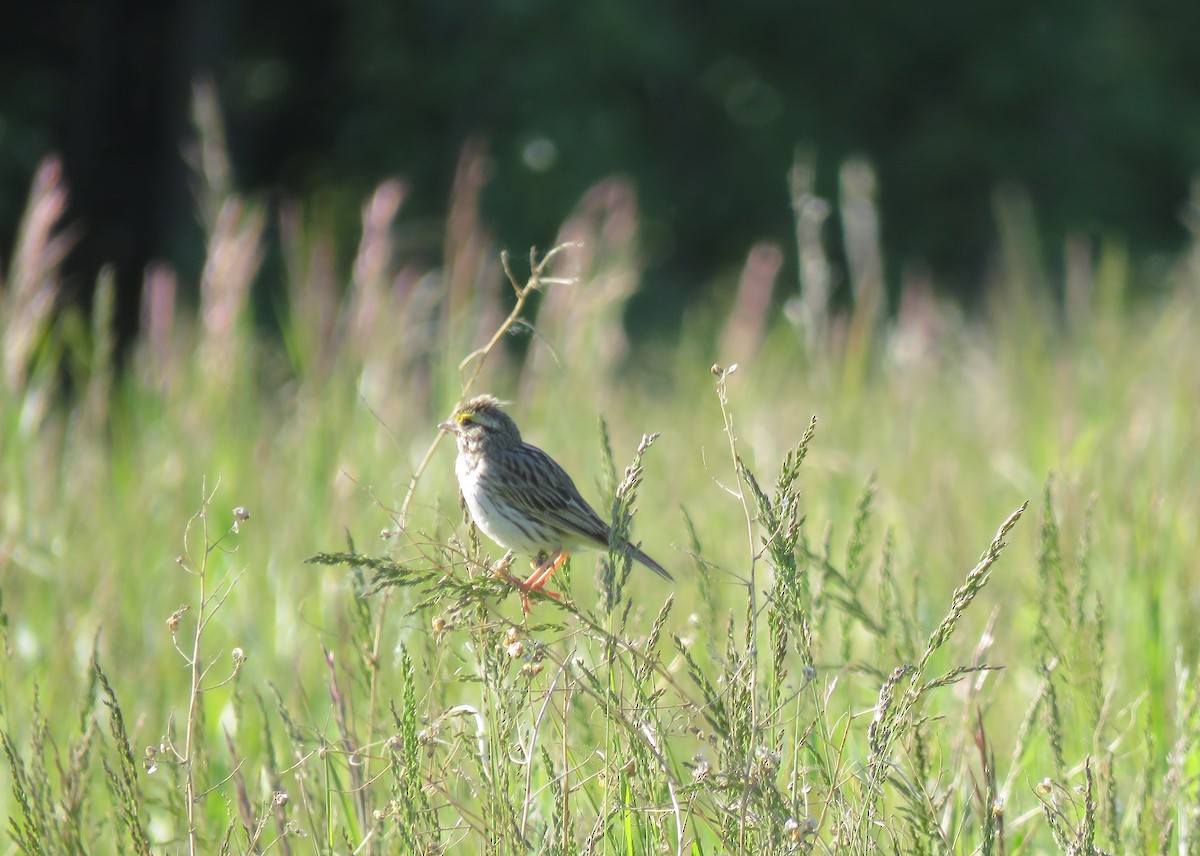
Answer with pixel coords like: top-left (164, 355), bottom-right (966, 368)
top-left (2, 100), bottom-right (1200, 854)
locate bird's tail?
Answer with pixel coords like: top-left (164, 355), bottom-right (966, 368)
top-left (629, 543), bottom-right (674, 582)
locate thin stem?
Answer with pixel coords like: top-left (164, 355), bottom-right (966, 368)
top-left (713, 364), bottom-right (760, 854)
top-left (183, 495), bottom-right (211, 856)
top-left (366, 243), bottom-right (580, 827)
top-left (397, 243), bottom-right (579, 527)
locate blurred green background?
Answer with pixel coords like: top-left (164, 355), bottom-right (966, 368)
top-left (5, 3), bottom-right (1200, 849)
top-left (4, 0), bottom-right (1200, 339)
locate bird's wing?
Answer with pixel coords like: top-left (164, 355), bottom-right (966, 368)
top-left (502, 444), bottom-right (611, 548)
top-left (501, 444), bottom-right (673, 579)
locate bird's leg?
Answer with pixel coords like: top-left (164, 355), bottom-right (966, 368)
top-left (490, 549), bottom-right (541, 609)
top-left (524, 550), bottom-right (568, 592)
top-left (510, 550), bottom-right (566, 613)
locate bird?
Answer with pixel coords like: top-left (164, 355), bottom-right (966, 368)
top-left (440, 394), bottom-right (672, 610)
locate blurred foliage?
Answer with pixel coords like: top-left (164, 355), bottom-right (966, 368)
top-left (3, 0), bottom-right (1200, 333)
top-left (3, 110), bottom-right (1200, 847)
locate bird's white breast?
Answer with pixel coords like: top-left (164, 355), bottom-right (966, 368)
top-left (456, 452), bottom-right (544, 553)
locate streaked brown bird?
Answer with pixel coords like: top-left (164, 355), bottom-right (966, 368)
top-left (440, 395), bottom-right (671, 610)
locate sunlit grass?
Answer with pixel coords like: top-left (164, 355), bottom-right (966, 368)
top-left (2, 87), bottom-right (1200, 853)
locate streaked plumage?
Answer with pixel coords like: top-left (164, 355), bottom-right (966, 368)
top-left (440, 395), bottom-right (671, 607)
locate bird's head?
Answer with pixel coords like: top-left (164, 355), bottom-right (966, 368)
top-left (439, 394), bottom-right (522, 449)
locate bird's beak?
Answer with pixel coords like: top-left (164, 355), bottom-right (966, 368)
top-left (439, 421), bottom-right (457, 433)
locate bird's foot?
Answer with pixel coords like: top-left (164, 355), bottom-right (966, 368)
top-left (524, 550), bottom-right (569, 590)
top-left (511, 550), bottom-right (569, 614)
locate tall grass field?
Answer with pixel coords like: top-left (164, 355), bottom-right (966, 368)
top-left (3, 96), bottom-right (1200, 854)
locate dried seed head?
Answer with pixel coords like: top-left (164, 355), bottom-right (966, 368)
top-left (166, 607), bottom-right (188, 634)
top-left (785, 817), bottom-right (816, 844)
